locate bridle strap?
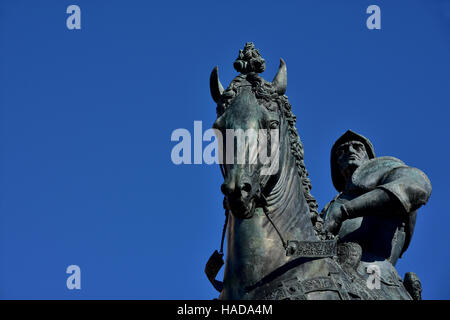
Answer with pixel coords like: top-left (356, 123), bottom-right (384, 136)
top-left (220, 209), bottom-right (229, 254)
top-left (262, 204), bottom-right (287, 250)
top-left (204, 201), bottom-right (228, 293)
top-left (219, 166), bottom-right (228, 255)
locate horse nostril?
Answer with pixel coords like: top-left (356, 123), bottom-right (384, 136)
top-left (240, 183), bottom-right (252, 195)
top-left (221, 183), bottom-right (232, 196)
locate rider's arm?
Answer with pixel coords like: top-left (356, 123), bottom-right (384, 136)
top-left (341, 188), bottom-right (404, 220)
top-left (342, 166), bottom-right (431, 219)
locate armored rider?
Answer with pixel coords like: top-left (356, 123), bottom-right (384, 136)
top-left (322, 130), bottom-right (431, 298)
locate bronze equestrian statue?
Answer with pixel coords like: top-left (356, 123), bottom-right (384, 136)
top-left (205, 43), bottom-right (431, 300)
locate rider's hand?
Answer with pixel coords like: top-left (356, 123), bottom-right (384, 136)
top-left (324, 204), bottom-right (347, 235)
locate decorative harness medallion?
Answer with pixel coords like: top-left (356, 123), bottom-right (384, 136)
top-left (285, 240), bottom-right (338, 258)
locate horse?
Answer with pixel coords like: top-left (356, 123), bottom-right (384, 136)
top-left (206, 43), bottom-right (413, 300)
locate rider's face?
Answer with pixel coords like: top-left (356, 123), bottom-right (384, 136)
top-left (336, 140), bottom-right (369, 175)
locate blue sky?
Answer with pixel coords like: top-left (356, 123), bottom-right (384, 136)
top-left (1, 0), bottom-right (449, 299)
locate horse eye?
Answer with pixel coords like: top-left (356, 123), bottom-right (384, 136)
top-left (269, 120), bottom-right (279, 129)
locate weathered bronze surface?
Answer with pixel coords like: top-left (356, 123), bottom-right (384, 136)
top-left (206, 43), bottom-right (431, 300)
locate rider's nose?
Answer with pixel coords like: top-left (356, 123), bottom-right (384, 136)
top-left (348, 144), bottom-right (358, 154)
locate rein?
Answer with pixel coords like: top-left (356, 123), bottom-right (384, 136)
top-left (204, 164), bottom-right (228, 292)
top-left (259, 195), bottom-right (288, 249)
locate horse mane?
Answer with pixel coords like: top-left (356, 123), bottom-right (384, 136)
top-left (216, 73), bottom-right (328, 238)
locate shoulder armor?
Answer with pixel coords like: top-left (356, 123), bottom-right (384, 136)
top-left (351, 156), bottom-right (406, 192)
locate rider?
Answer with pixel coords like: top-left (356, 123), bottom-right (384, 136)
top-left (322, 130), bottom-right (431, 297)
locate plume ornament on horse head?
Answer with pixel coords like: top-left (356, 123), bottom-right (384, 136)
top-left (205, 43), bottom-right (428, 300)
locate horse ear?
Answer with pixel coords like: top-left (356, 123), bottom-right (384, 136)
top-left (272, 58), bottom-right (287, 95)
top-left (210, 66), bottom-right (224, 103)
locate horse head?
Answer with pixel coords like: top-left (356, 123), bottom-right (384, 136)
top-left (210, 58), bottom-right (287, 220)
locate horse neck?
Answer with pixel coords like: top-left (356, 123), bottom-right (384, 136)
top-left (263, 132), bottom-right (318, 242)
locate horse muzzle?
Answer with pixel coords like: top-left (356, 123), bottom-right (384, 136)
top-left (221, 180), bottom-right (259, 219)
top-left (226, 196), bottom-right (256, 219)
